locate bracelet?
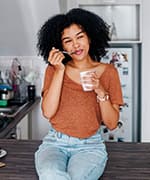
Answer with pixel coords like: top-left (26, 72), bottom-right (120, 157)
top-left (97, 94), bottom-right (109, 102)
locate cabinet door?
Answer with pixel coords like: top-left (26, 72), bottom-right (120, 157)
top-left (16, 115), bottom-right (28, 139)
top-left (82, 5), bottom-right (140, 41)
top-left (60, 0), bottom-right (142, 42)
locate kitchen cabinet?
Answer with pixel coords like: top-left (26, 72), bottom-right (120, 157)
top-left (0, 97), bottom-right (41, 139)
top-left (16, 115), bottom-right (28, 139)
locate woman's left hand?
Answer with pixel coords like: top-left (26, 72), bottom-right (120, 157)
top-left (91, 72), bottom-right (106, 96)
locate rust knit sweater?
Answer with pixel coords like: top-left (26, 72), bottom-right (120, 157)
top-left (42, 64), bottom-right (123, 138)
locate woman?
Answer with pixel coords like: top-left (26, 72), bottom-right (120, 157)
top-left (35, 8), bottom-right (123, 180)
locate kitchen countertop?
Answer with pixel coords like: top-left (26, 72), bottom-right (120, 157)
top-left (0, 97), bottom-right (41, 138)
top-left (0, 140), bottom-right (150, 180)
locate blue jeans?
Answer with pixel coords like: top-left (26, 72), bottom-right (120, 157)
top-left (35, 128), bottom-right (107, 180)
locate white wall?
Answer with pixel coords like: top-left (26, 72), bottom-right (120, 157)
top-left (0, 0), bottom-right (59, 56)
top-left (141, 0), bottom-right (150, 142)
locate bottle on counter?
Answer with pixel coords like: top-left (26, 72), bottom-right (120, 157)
top-left (27, 85), bottom-right (36, 101)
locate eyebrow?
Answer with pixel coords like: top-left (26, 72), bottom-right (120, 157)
top-left (62, 31), bottom-right (84, 41)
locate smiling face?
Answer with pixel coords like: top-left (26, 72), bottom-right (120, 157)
top-left (61, 24), bottom-right (91, 62)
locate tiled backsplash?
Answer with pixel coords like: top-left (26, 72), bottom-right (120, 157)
top-left (0, 56), bottom-right (47, 96)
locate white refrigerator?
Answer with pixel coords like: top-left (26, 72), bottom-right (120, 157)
top-left (100, 45), bottom-right (141, 142)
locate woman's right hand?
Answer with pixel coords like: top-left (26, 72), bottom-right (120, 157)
top-left (48, 47), bottom-right (65, 70)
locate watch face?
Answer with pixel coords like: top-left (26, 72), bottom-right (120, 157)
top-left (97, 94), bottom-right (109, 102)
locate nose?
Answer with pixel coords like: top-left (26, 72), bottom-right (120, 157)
top-left (72, 39), bottom-right (79, 48)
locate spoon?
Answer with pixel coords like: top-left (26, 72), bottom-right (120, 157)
top-left (61, 51), bottom-right (74, 55)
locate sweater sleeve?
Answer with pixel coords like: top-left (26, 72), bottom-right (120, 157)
top-left (108, 66), bottom-right (124, 105)
top-left (101, 65), bottom-right (124, 106)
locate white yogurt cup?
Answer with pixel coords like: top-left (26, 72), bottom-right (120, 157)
top-left (80, 70), bottom-right (95, 91)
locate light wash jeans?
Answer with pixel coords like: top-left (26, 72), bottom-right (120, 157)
top-left (35, 128), bottom-right (107, 180)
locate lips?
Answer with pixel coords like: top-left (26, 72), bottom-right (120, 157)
top-left (73, 49), bottom-right (83, 55)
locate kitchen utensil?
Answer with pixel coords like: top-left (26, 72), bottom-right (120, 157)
top-left (0, 84), bottom-right (14, 100)
top-left (24, 71), bottom-right (38, 85)
top-left (0, 148), bottom-right (7, 158)
top-left (0, 89), bottom-right (14, 100)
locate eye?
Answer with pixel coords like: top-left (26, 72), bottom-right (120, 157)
top-left (63, 39), bottom-right (72, 44)
top-left (77, 35), bottom-right (84, 39)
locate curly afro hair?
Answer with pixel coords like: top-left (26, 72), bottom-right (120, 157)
top-left (37, 8), bottom-right (110, 63)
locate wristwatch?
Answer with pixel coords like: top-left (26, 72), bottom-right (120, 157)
top-left (97, 94), bottom-right (109, 102)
